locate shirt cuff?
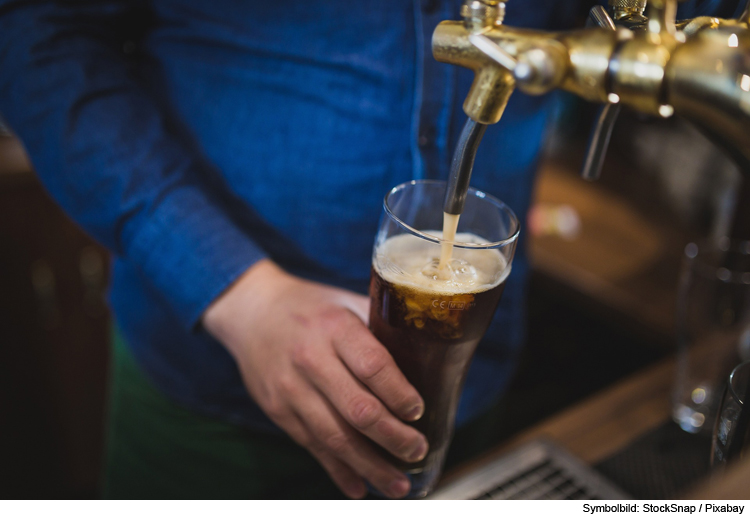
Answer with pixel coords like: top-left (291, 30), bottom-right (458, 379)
top-left (126, 182), bottom-right (267, 330)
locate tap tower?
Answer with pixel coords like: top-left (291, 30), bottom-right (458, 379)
top-left (434, 0), bottom-right (750, 236)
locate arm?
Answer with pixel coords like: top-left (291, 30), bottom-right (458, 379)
top-left (0, 0), bottom-right (424, 498)
top-left (0, 0), bottom-right (260, 327)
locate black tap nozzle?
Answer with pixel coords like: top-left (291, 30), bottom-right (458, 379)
top-left (443, 118), bottom-right (488, 216)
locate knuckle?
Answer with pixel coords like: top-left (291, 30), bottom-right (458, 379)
top-left (290, 344), bottom-right (316, 371)
top-left (323, 431), bottom-right (349, 453)
top-left (276, 374), bottom-right (298, 398)
top-left (357, 347), bottom-right (389, 381)
top-left (262, 396), bottom-right (287, 423)
top-left (319, 306), bottom-right (353, 332)
top-left (348, 398), bottom-right (381, 430)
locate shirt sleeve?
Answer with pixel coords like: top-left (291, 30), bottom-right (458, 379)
top-left (677, 0), bottom-right (744, 19)
top-left (0, 0), bottom-right (268, 329)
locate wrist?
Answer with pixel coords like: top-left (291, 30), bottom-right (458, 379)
top-left (202, 259), bottom-right (287, 341)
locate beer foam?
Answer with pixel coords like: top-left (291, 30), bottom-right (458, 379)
top-left (374, 231), bottom-right (509, 294)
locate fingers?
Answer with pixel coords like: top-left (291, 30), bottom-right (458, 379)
top-left (332, 313), bottom-right (424, 422)
top-left (310, 446), bottom-right (367, 499)
top-left (297, 345), bottom-right (428, 463)
top-left (277, 413), bottom-right (367, 499)
top-left (291, 387), bottom-right (412, 499)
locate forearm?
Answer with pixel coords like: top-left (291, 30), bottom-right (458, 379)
top-left (0, 0), bottom-right (267, 327)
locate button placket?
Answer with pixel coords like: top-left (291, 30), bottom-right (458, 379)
top-left (414, 0), bottom-right (456, 181)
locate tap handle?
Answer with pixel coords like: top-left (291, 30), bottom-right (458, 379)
top-left (740, 0), bottom-right (750, 24)
top-left (581, 6), bottom-right (620, 181)
top-left (588, 5), bottom-right (617, 30)
top-left (468, 34), bottom-right (517, 71)
top-left (468, 34), bottom-right (562, 94)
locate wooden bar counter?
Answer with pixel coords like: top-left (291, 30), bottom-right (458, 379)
top-left (442, 354), bottom-right (750, 499)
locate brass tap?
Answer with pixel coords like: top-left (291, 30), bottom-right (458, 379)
top-left (610, 0), bottom-right (647, 19)
top-left (610, 0), bottom-right (681, 116)
top-left (433, 1), bottom-right (586, 124)
top-left (609, 0), bottom-right (648, 30)
top-left (433, 0), bottom-right (750, 173)
top-left (460, 0), bottom-right (505, 33)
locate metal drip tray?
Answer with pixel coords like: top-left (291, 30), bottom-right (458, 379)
top-left (429, 439), bottom-right (630, 500)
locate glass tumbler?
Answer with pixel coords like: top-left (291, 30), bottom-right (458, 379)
top-left (711, 361), bottom-right (750, 470)
top-left (672, 238), bottom-right (750, 434)
top-left (368, 180), bottom-right (519, 498)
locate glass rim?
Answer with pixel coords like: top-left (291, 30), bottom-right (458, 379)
top-left (729, 360), bottom-right (750, 407)
top-left (684, 238), bottom-right (750, 285)
top-left (383, 179), bottom-right (520, 250)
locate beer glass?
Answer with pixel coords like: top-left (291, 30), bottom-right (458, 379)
top-left (711, 361), bottom-right (750, 470)
top-left (672, 238), bottom-right (750, 434)
top-left (368, 180), bottom-right (519, 498)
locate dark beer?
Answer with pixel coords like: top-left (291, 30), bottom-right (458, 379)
top-left (368, 232), bottom-right (508, 477)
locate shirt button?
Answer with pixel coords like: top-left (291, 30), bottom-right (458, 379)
top-left (422, 0), bottom-right (439, 15)
top-left (418, 135), bottom-right (430, 147)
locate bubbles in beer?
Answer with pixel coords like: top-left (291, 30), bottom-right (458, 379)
top-left (373, 231), bottom-right (509, 340)
top-left (374, 230), bottom-right (508, 294)
top-left (420, 257), bottom-right (478, 285)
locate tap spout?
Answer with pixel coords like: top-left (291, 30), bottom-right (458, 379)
top-left (444, 118), bottom-right (487, 216)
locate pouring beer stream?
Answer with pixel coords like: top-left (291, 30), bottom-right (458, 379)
top-left (438, 118), bottom-right (487, 275)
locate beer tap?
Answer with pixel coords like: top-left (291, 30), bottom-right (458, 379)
top-left (435, 0), bottom-right (750, 237)
top-left (442, 0), bottom-right (502, 218)
top-left (442, 0), bottom-right (568, 216)
top-left (581, 0), bottom-right (680, 181)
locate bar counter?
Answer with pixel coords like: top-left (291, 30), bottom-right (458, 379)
top-left (440, 353), bottom-right (750, 499)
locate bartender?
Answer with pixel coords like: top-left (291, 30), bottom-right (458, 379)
top-left (0, 0), bottom-right (733, 499)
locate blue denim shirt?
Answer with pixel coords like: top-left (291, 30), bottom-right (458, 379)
top-left (0, 0), bottom-right (589, 431)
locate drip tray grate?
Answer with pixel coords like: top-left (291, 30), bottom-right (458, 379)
top-left (429, 439), bottom-right (630, 500)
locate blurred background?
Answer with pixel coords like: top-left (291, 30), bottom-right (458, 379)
top-left (1, 0), bottom-right (747, 499)
top-left (1, 92), bottom-right (739, 499)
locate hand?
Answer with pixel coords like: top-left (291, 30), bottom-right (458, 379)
top-left (202, 259), bottom-right (428, 499)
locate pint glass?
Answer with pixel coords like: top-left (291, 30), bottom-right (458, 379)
top-left (672, 239), bottom-right (750, 434)
top-left (711, 361), bottom-right (750, 470)
top-left (368, 180), bottom-right (519, 498)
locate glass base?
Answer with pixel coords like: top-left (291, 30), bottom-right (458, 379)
top-left (403, 465), bottom-right (441, 499)
top-left (367, 465), bottom-right (441, 499)
top-left (367, 447), bottom-right (448, 499)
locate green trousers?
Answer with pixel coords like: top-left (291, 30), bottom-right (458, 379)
top-left (104, 333), bottom-right (507, 499)
top-left (103, 334), bottom-right (345, 499)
